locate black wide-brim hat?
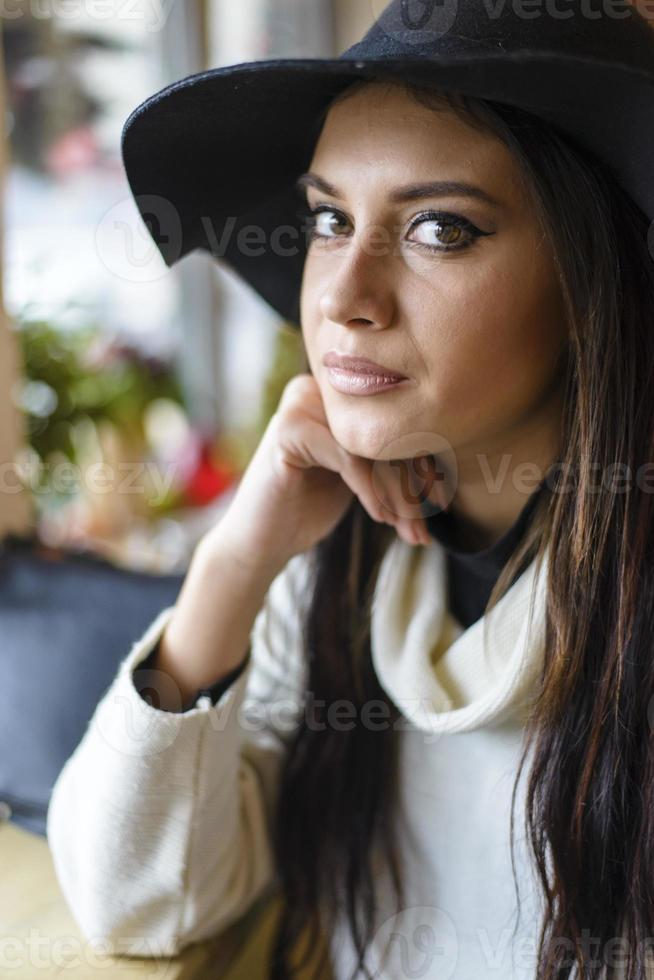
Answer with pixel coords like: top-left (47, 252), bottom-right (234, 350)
top-left (122, 0), bottom-right (654, 329)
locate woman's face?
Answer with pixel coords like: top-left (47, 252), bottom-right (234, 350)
top-left (299, 81), bottom-right (568, 482)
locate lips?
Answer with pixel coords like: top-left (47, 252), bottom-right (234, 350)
top-left (322, 351), bottom-right (408, 380)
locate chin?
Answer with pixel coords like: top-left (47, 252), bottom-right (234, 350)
top-left (327, 409), bottom-right (422, 462)
top-left (326, 401), bottom-right (455, 471)
top-left (325, 412), bottom-right (390, 460)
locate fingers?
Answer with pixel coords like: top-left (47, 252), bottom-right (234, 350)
top-left (278, 373), bottom-right (325, 422)
top-left (278, 414), bottom-right (431, 542)
top-left (277, 414), bottom-right (392, 525)
top-left (394, 513), bottom-right (432, 547)
top-left (277, 375), bottom-right (434, 544)
top-left (373, 454), bottom-right (434, 516)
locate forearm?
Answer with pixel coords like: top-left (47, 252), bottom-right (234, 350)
top-left (150, 528), bottom-right (281, 711)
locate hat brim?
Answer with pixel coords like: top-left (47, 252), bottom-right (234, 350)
top-left (121, 54), bottom-right (654, 327)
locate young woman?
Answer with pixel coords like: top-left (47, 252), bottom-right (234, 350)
top-left (47, 3), bottom-right (654, 980)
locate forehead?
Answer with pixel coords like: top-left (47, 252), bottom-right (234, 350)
top-left (308, 82), bottom-right (525, 203)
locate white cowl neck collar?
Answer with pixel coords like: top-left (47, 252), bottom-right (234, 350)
top-left (370, 536), bottom-right (549, 736)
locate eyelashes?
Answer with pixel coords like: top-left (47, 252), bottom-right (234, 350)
top-left (295, 204), bottom-right (495, 254)
top-left (405, 210), bottom-right (494, 253)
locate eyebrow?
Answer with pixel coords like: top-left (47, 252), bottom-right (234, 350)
top-left (295, 172), bottom-right (503, 209)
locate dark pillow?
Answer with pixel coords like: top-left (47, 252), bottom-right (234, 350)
top-left (0, 532), bottom-right (185, 836)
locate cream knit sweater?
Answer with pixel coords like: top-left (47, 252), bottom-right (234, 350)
top-left (46, 535), bottom-right (551, 978)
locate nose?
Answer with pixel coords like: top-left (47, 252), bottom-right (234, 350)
top-left (318, 224), bottom-right (397, 330)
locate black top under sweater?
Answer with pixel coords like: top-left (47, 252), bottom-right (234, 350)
top-left (425, 473), bottom-right (551, 630)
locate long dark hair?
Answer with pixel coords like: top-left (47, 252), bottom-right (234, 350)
top-left (267, 78), bottom-right (654, 980)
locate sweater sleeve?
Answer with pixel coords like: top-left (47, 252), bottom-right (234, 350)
top-left (134, 638), bottom-right (250, 711)
top-left (46, 550), bottom-right (312, 959)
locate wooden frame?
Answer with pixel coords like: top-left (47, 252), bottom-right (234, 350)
top-left (0, 21), bottom-right (32, 539)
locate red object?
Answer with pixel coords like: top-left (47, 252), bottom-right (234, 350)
top-left (183, 442), bottom-right (236, 507)
top-left (46, 126), bottom-right (99, 178)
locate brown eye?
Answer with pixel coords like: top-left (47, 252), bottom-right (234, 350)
top-left (316, 211), bottom-right (347, 235)
top-left (433, 222), bottom-right (463, 245)
top-left (411, 216), bottom-right (467, 248)
top-left (408, 211), bottom-right (491, 253)
top-left (301, 206), bottom-right (350, 243)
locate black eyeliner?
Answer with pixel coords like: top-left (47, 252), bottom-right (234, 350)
top-left (296, 204), bottom-right (495, 252)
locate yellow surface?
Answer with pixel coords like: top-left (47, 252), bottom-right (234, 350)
top-left (0, 820), bottom-right (332, 979)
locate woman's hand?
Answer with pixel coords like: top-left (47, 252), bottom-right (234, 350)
top-left (205, 373), bottom-right (438, 575)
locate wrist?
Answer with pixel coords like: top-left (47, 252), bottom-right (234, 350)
top-left (196, 519), bottom-right (289, 586)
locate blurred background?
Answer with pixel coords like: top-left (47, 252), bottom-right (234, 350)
top-left (0, 0), bottom-right (375, 574)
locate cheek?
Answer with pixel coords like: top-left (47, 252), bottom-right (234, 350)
top-left (299, 281), bottom-right (320, 369)
top-left (299, 258), bottom-right (325, 325)
top-left (412, 248), bottom-right (566, 424)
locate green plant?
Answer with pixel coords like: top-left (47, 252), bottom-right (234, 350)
top-left (14, 311), bottom-right (184, 497)
top-left (254, 321), bottom-right (306, 441)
